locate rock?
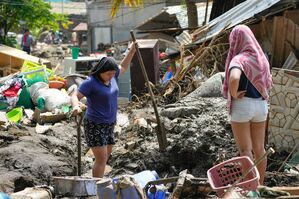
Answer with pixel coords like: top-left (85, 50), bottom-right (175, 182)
top-left (133, 118), bottom-right (147, 128)
top-left (160, 106), bottom-right (201, 119)
top-left (114, 125), bottom-right (122, 137)
top-left (185, 72), bottom-right (224, 98)
top-left (24, 109), bottom-right (34, 119)
top-left (125, 141), bottom-right (137, 150)
top-left (117, 112), bottom-right (129, 128)
top-left (35, 124), bottom-right (52, 134)
top-left (125, 163), bottom-right (139, 169)
top-left (0, 111), bottom-right (8, 125)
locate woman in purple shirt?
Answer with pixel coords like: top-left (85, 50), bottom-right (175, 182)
top-left (71, 44), bottom-right (136, 177)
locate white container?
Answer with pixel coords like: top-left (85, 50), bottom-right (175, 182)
top-left (53, 176), bottom-right (101, 197)
top-left (10, 187), bottom-right (52, 199)
top-left (96, 178), bottom-right (116, 199)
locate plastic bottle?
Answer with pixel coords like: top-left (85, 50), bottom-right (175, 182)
top-left (97, 178), bottom-right (116, 199)
top-left (133, 171), bottom-right (168, 199)
top-left (148, 189), bottom-right (167, 199)
top-left (132, 170), bottom-right (159, 188)
top-left (0, 193), bottom-right (10, 199)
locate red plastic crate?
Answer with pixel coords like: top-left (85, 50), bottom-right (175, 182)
top-left (207, 156), bottom-right (260, 196)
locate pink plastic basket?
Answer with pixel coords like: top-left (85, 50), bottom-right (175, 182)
top-left (207, 156), bottom-right (260, 196)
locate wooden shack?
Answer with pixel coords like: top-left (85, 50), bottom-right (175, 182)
top-left (0, 45), bottom-right (51, 77)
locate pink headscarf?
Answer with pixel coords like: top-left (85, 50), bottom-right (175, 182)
top-left (222, 25), bottom-right (272, 113)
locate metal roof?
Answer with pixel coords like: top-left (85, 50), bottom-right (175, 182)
top-left (191, 0), bottom-right (281, 44)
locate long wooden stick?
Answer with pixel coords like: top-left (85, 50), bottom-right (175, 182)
top-left (277, 142), bottom-right (299, 172)
top-left (76, 113), bottom-right (84, 176)
top-left (130, 30), bottom-right (167, 151)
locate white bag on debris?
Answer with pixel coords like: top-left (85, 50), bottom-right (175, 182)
top-left (28, 82), bottom-right (70, 112)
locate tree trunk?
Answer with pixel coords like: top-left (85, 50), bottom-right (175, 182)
top-left (185, 0), bottom-right (198, 30)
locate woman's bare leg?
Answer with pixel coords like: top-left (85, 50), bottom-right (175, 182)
top-left (91, 146), bottom-right (108, 178)
top-left (231, 121), bottom-right (253, 160)
top-left (251, 121), bottom-right (267, 185)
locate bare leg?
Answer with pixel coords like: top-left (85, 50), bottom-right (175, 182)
top-left (106, 145), bottom-right (113, 163)
top-left (251, 121), bottom-right (267, 185)
top-left (91, 146), bottom-right (108, 178)
top-left (231, 121), bottom-right (253, 160)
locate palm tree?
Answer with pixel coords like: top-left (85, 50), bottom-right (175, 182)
top-left (111, 0), bottom-right (198, 29)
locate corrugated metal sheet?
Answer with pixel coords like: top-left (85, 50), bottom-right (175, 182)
top-left (176, 31), bottom-right (192, 45)
top-left (191, 0), bottom-right (281, 44)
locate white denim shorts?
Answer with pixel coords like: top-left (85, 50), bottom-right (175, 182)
top-left (230, 97), bottom-right (268, 123)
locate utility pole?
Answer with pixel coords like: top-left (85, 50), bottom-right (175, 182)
top-left (61, 0), bottom-right (64, 14)
top-left (86, 0), bottom-right (92, 54)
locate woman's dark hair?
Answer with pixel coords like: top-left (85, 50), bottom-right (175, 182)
top-left (90, 57), bottom-right (118, 79)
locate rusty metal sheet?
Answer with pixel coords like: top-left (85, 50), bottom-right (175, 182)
top-left (269, 68), bottom-right (299, 152)
top-left (191, 0), bottom-right (280, 44)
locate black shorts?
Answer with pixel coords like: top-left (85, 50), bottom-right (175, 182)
top-left (83, 118), bottom-right (116, 147)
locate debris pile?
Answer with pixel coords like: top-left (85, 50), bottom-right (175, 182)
top-left (111, 95), bottom-right (237, 178)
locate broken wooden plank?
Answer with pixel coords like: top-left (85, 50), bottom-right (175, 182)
top-left (171, 169), bottom-right (188, 199)
top-left (282, 51), bottom-right (299, 70)
top-left (277, 195), bottom-right (299, 199)
top-left (272, 16), bottom-right (299, 67)
top-left (273, 187), bottom-right (299, 196)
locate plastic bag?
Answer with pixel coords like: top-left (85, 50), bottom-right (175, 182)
top-left (28, 82), bottom-right (70, 112)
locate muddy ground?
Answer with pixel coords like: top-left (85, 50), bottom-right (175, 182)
top-left (0, 43), bottom-right (297, 197)
top-left (0, 94), bottom-right (298, 197)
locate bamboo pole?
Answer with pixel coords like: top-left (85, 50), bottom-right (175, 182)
top-left (130, 30), bottom-right (167, 151)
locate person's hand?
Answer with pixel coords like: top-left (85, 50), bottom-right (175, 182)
top-left (78, 102), bottom-right (86, 111)
top-left (232, 90), bottom-right (246, 99)
top-left (72, 105), bottom-right (82, 116)
top-left (128, 42), bottom-right (136, 53)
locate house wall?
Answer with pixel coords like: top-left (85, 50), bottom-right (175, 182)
top-left (271, 16), bottom-right (299, 68)
top-left (269, 68), bottom-right (299, 152)
top-left (87, 2), bottom-right (167, 50)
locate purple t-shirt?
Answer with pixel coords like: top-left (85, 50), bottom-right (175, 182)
top-left (78, 70), bottom-right (119, 124)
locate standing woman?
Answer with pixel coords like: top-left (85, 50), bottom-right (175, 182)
top-left (222, 25), bottom-right (272, 184)
top-left (71, 43), bottom-right (136, 177)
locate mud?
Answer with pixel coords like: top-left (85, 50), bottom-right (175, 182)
top-left (0, 96), bottom-right (298, 196)
top-left (0, 121), bottom-right (89, 193)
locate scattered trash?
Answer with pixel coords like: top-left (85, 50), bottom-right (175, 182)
top-left (207, 156), bottom-right (259, 197)
top-left (6, 107), bottom-right (23, 123)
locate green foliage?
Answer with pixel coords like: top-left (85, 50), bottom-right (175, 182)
top-left (0, 36), bottom-right (18, 48)
top-left (0, 0), bottom-right (70, 38)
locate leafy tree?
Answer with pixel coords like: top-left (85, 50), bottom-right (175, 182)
top-left (111, 0), bottom-right (144, 17)
top-left (0, 0), bottom-right (70, 39)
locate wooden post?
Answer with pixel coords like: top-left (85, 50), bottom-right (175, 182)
top-left (76, 114), bottom-right (84, 176)
top-left (130, 30), bottom-right (167, 151)
top-left (204, 0), bottom-right (209, 25)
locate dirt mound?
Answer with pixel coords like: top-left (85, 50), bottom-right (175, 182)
top-left (0, 122), bottom-right (88, 193)
top-left (110, 97), bottom-right (237, 178)
top-left (0, 96), bottom-right (297, 195)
